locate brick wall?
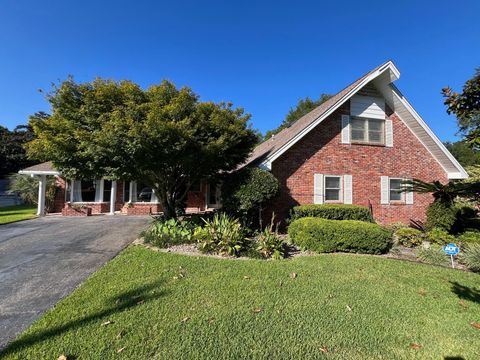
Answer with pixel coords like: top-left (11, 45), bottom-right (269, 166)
top-left (268, 101), bottom-right (448, 225)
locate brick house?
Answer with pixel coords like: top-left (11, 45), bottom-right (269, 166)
top-left (20, 61), bottom-right (467, 224)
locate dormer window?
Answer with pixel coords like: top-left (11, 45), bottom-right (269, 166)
top-left (350, 117), bottom-right (385, 145)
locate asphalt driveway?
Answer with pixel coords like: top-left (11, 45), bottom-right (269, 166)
top-left (0, 215), bottom-right (150, 349)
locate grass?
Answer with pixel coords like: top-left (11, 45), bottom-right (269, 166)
top-left (2, 247), bottom-right (479, 359)
top-left (0, 204), bottom-right (36, 225)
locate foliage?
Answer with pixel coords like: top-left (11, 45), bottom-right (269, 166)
top-left (426, 228), bottom-right (456, 245)
top-left (458, 231), bottom-right (480, 245)
top-left (194, 213), bottom-right (248, 256)
top-left (406, 178), bottom-right (480, 205)
top-left (0, 205), bottom-right (37, 225)
top-left (8, 174), bottom-right (57, 211)
top-left (0, 122), bottom-right (39, 178)
top-left (288, 217), bottom-right (391, 254)
top-left (460, 244), bottom-right (480, 272)
top-left (394, 227), bottom-right (425, 248)
top-left (445, 140), bottom-right (480, 167)
top-left (289, 204), bottom-right (374, 223)
top-left (143, 218), bottom-right (194, 248)
top-left (442, 68), bottom-right (480, 147)
top-left (425, 201), bottom-right (458, 232)
top-left (26, 78), bottom-right (258, 219)
top-left (263, 94), bottom-right (332, 140)
top-left (416, 245), bottom-right (450, 267)
top-left (254, 217), bottom-right (287, 259)
top-left (221, 167), bottom-right (279, 228)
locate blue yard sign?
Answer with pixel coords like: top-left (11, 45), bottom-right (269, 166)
top-left (443, 243), bottom-right (460, 268)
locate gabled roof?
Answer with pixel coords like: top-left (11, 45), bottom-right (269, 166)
top-left (246, 61), bottom-right (468, 179)
top-left (19, 161), bottom-right (60, 175)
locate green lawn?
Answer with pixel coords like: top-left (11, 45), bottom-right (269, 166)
top-left (0, 204), bottom-right (36, 225)
top-left (2, 247), bottom-right (479, 359)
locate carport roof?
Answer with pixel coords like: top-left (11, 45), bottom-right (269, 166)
top-left (19, 162), bottom-right (60, 175)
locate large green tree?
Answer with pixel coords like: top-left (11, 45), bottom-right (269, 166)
top-left (26, 78), bottom-right (258, 219)
top-left (0, 122), bottom-right (39, 178)
top-left (264, 94), bottom-right (331, 140)
top-left (442, 68), bottom-right (480, 147)
top-left (444, 140), bottom-right (480, 167)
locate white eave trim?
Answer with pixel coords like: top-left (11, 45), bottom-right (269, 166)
top-left (390, 84), bottom-right (468, 180)
top-left (260, 61), bottom-right (400, 169)
top-left (18, 170), bottom-right (61, 176)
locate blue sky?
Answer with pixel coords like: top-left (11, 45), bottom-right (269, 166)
top-left (0, 0), bottom-right (479, 142)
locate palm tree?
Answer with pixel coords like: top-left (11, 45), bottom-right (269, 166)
top-left (403, 179), bottom-right (480, 204)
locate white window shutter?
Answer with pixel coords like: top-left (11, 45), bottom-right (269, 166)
top-left (380, 176), bottom-right (389, 204)
top-left (341, 115), bottom-right (350, 144)
top-left (343, 175), bottom-right (352, 204)
top-left (405, 178), bottom-right (414, 204)
top-left (314, 174), bottom-right (324, 204)
top-left (385, 119), bottom-right (393, 147)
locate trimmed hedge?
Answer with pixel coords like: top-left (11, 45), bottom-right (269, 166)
top-left (288, 217), bottom-right (391, 254)
top-left (289, 204), bottom-right (374, 223)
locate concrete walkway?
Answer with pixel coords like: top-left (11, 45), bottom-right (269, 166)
top-left (0, 215), bottom-right (150, 349)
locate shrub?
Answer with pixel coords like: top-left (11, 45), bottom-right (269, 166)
top-left (221, 167), bottom-right (279, 229)
top-left (460, 244), bottom-right (480, 272)
top-left (194, 213), bottom-right (248, 256)
top-left (8, 173), bottom-right (58, 211)
top-left (416, 245), bottom-right (450, 267)
top-left (288, 217), bottom-right (391, 254)
top-left (143, 218), bottom-right (194, 248)
top-left (425, 201), bottom-right (458, 232)
top-left (458, 231), bottom-right (480, 245)
top-left (427, 228), bottom-right (456, 245)
top-left (289, 204), bottom-right (374, 223)
top-left (255, 219), bottom-right (287, 260)
top-left (394, 227), bottom-right (425, 248)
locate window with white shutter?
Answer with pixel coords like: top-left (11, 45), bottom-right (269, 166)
top-left (380, 176), bottom-right (414, 204)
top-left (313, 174), bottom-right (352, 204)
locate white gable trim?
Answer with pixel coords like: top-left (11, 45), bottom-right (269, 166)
top-left (260, 61), bottom-right (400, 169)
top-left (389, 84), bottom-right (468, 179)
top-left (260, 61), bottom-right (468, 180)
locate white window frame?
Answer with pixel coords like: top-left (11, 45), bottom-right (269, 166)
top-left (324, 175), bottom-right (343, 203)
top-left (388, 177), bottom-right (405, 203)
top-left (130, 181), bottom-right (160, 204)
top-left (206, 183), bottom-right (221, 209)
top-left (350, 116), bottom-right (385, 145)
top-left (69, 179), bottom-right (106, 203)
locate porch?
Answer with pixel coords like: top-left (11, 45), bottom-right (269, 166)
top-left (18, 162), bottom-right (221, 216)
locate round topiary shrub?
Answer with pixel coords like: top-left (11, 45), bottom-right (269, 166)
top-left (288, 217), bottom-right (392, 254)
top-left (221, 167), bottom-right (279, 228)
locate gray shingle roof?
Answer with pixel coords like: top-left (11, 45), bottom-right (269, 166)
top-left (244, 61), bottom-right (391, 167)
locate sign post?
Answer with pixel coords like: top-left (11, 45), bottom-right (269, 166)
top-left (442, 243), bottom-right (460, 269)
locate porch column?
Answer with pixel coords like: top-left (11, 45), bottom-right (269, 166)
top-left (109, 180), bottom-right (117, 215)
top-left (128, 181), bottom-right (134, 203)
top-left (37, 174), bottom-right (47, 216)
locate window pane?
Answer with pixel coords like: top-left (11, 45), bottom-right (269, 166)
top-left (369, 131), bottom-right (383, 143)
top-left (369, 120), bottom-right (383, 131)
top-left (351, 130), bottom-right (366, 141)
top-left (325, 176), bottom-right (340, 189)
top-left (136, 182), bottom-right (152, 202)
top-left (389, 179), bottom-right (403, 201)
top-left (325, 189), bottom-right (340, 201)
top-left (351, 119), bottom-right (366, 130)
top-left (390, 179), bottom-right (402, 190)
top-left (390, 191), bottom-right (402, 201)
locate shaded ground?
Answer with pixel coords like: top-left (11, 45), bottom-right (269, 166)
top-left (0, 215), bottom-right (150, 348)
